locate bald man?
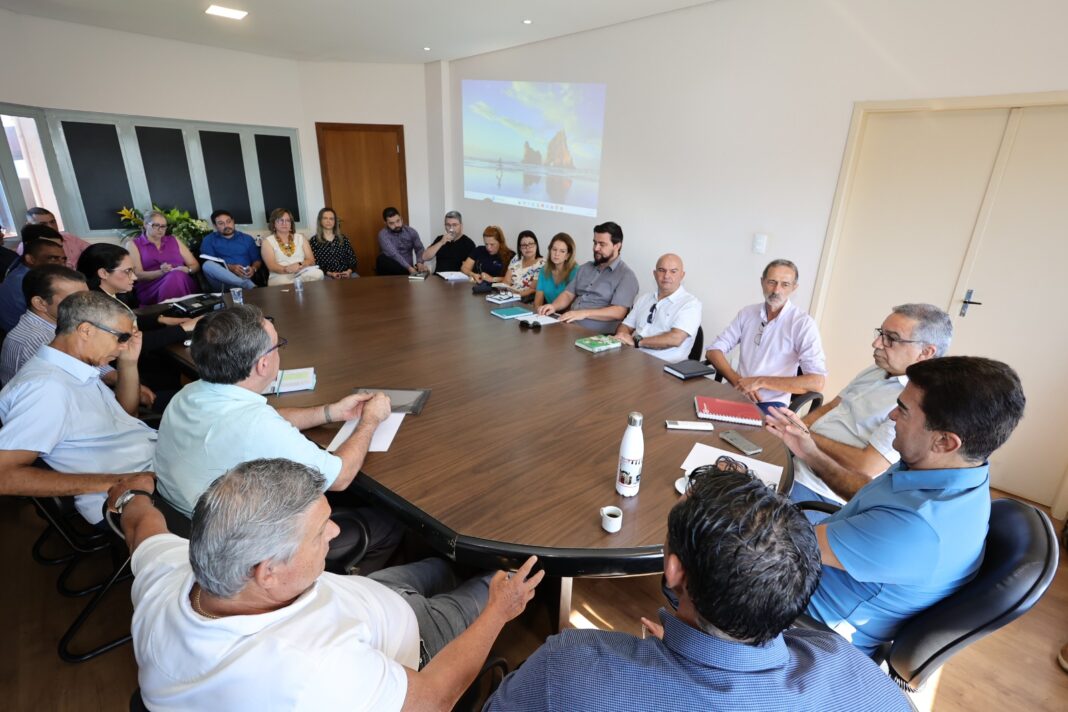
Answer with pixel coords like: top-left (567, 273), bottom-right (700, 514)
top-left (614, 253), bottom-right (702, 362)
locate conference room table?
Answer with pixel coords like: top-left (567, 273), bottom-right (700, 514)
top-left (167, 276), bottom-right (791, 584)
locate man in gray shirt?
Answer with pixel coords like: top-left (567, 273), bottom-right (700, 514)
top-left (537, 221), bottom-right (639, 334)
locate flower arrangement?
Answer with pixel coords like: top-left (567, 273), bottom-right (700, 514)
top-left (118, 206), bottom-right (211, 254)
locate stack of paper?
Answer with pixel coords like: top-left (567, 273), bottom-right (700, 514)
top-left (486, 292), bottom-right (520, 304)
top-left (262, 367), bottom-right (316, 395)
top-left (436, 271), bottom-right (470, 282)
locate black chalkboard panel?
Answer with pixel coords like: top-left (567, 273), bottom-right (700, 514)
top-left (200, 130), bottom-right (252, 224)
top-left (136, 126), bottom-right (197, 214)
top-left (255, 134), bottom-right (300, 223)
top-left (62, 121), bottom-right (133, 230)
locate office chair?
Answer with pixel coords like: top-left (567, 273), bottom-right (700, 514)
top-left (687, 326), bottom-right (704, 361)
top-left (793, 497), bottom-right (1059, 691)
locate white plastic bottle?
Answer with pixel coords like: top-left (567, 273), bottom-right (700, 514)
top-left (616, 411), bottom-right (644, 497)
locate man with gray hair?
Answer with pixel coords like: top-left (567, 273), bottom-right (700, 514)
top-left (0, 290), bottom-right (155, 524)
top-left (421, 210), bottom-right (475, 273)
top-left (706, 259), bottom-right (828, 412)
top-left (111, 458), bottom-right (543, 711)
top-left (783, 303), bottom-right (953, 506)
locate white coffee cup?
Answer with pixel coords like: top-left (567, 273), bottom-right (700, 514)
top-left (600, 506), bottom-right (623, 533)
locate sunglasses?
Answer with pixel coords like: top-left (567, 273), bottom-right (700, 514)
top-left (518, 319), bottom-right (542, 331)
top-left (88, 321), bottom-right (133, 344)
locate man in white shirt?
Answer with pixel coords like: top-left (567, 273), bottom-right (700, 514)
top-left (110, 457), bottom-right (543, 712)
top-left (0, 290), bottom-right (154, 523)
top-left (706, 259), bottom-right (827, 412)
top-left (614, 253), bottom-right (702, 362)
top-left (784, 303), bottom-right (952, 506)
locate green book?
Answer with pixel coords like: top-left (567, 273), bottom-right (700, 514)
top-left (575, 335), bottom-right (623, 353)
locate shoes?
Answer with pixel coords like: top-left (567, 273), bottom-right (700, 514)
top-left (1059, 642), bottom-right (1068, 674)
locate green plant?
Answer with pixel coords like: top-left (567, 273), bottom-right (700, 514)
top-left (118, 205), bottom-right (211, 254)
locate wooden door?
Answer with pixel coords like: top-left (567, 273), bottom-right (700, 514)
top-left (316, 124), bottom-right (408, 273)
top-left (814, 100), bottom-right (1068, 510)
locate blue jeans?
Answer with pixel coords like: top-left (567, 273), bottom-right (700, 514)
top-left (203, 260), bottom-right (256, 290)
top-left (368, 559), bottom-right (489, 666)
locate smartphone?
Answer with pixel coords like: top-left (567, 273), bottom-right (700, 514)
top-left (720, 430), bottom-right (763, 456)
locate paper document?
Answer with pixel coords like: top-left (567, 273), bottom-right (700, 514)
top-left (199, 254), bottom-right (226, 265)
top-left (326, 412), bottom-right (405, 453)
top-left (517, 314), bottom-right (560, 327)
top-left (436, 271), bottom-right (470, 282)
top-left (679, 442), bottom-right (783, 488)
top-left (262, 367), bottom-right (316, 395)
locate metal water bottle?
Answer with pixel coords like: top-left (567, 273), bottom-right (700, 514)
top-left (616, 412), bottom-right (644, 497)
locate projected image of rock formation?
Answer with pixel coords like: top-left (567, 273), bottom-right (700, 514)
top-left (545, 130), bottom-right (574, 169)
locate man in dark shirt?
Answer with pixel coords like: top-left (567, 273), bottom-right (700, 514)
top-left (0, 225), bottom-right (67, 332)
top-left (422, 210), bottom-right (475, 273)
top-left (485, 465), bottom-right (911, 712)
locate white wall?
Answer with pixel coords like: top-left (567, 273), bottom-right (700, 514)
top-left (0, 8), bottom-right (430, 234)
top-left (446, 0), bottom-right (1068, 353)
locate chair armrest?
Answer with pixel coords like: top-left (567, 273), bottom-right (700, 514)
top-left (794, 500), bottom-right (841, 515)
top-left (789, 391), bottom-right (824, 415)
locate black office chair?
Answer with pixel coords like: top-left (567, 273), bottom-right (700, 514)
top-left (793, 497), bottom-right (1059, 691)
top-left (687, 326), bottom-right (704, 362)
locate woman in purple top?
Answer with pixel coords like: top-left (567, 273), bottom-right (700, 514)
top-left (129, 210), bottom-right (200, 305)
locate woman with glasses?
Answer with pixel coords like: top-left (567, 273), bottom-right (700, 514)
top-left (128, 210), bottom-right (200, 305)
top-left (498, 230), bottom-right (544, 302)
top-left (308, 207), bottom-right (359, 279)
top-left (533, 233), bottom-right (578, 308)
top-left (261, 208), bottom-right (324, 286)
top-left (460, 225), bottom-right (514, 285)
top-left (78, 243), bottom-right (199, 402)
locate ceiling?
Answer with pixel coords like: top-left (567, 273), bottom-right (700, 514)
top-left (0, 0), bottom-right (714, 64)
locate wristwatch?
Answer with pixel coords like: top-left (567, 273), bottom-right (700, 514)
top-left (114, 489), bottom-right (154, 515)
top-left (633, 334), bottom-right (643, 348)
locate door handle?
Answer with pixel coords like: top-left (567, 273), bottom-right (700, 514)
top-left (959, 289), bottom-right (982, 317)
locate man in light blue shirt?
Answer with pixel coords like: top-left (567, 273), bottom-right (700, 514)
top-left (766, 356), bottom-right (1026, 655)
top-left (198, 209), bottom-right (262, 290)
top-left (0, 291), bottom-right (155, 523)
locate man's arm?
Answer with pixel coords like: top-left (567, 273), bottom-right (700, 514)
top-left (412, 230), bottom-right (428, 271)
top-left (113, 330), bottom-right (143, 416)
top-left (401, 557), bottom-right (544, 712)
top-left (558, 305), bottom-right (629, 324)
top-left (106, 475), bottom-right (165, 553)
top-left (707, 349), bottom-right (739, 383)
top-left (735, 372), bottom-right (827, 398)
top-left (377, 230), bottom-right (413, 274)
top-left (421, 235), bottom-right (446, 261)
top-left (631, 327), bottom-right (690, 350)
top-left (764, 407), bottom-right (875, 501)
top-left (0, 449), bottom-right (152, 497)
top-left (809, 432), bottom-right (891, 481)
top-left (803, 395), bottom-right (840, 426)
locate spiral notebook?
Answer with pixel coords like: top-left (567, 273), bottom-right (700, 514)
top-left (693, 396), bottom-right (763, 426)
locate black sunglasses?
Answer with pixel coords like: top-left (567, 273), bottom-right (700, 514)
top-left (518, 319), bottom-right (542, 330)
top-left (87, 321), bottom-right (133, 344)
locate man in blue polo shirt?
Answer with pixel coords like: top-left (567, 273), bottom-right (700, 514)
top-left (198, 210), bottom-right (262, 290)
top-left (765, 356), bottom-right (1025, 655)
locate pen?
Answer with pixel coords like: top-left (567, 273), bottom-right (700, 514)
top-left (782, 410), bottom-right (809, 435)
top-left (275, 372), bottom-right (282, 396)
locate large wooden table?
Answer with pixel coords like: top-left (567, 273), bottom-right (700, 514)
top-left (170, 277), bottom-right (790, 577)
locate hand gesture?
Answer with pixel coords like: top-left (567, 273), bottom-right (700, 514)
top-left (640, 616), bottom-right (665, 640)
top-left (764, 406), bottom-right (819, 461)
top-left (485, 556), bottom-right (545, 625)
top-left (118, 329), bottom-right (144, 363)
top-left (735, 377), bottom-right (763, 403)
top-left (537, 304), bottom-right (557, 317)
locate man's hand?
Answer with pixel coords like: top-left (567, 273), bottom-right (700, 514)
top-left (735, 376), bottom-right (763, 403)
top-left (416, 262), bottom-right (429, 273)
top-left (537, 304), bottom-right (557, 317)
top-left (484, 556), bottom-right (545, 625)
top-left (179, 314), bottom-right (204, 333)
top-left (105, 472), bottom-right (157, 512)
top-left (558, 309), bottom-right (589, 324)
top-left (614, 331), bottom-right (635, 347)
top-left (332, 392), bottom-right (391, 424)
top-left (227, 264), bottom-right (247, 278)
top-left (139, 385), bottom-right (156, 408)
top-left (118, 330), bottom-right (144, 363)
top-left (640, 616), bottom-right (665, 640)
top-left (764, 406), bottom-right (820, 461)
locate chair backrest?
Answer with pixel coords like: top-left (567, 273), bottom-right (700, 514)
top-left (886, 498), bottom-right (1059, 691)
top-left (687, 325), bottom-right (704, 361)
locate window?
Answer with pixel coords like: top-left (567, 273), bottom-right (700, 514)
top-left (0, 102), bottom-right (306, 238)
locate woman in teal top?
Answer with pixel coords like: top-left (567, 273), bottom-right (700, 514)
top-left (534, 232), bottom-right (579, 308)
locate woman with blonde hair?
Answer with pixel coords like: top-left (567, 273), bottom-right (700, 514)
top-left (533, 233), bottom-right (578, 308)
top-left (460, 225), bottom-right (514, 285)
top-left (260, 208), bottom-right (324, 286)
top-left (309, 207), bottom-right (359, 279)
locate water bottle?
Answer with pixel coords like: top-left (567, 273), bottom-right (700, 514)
top-left (616, 411), bottom-right (644, 497)
top-left (294, 274), bottom-right (303, 293)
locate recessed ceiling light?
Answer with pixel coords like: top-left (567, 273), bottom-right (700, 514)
top-left (424, 47), bottom-right (431, 51)
top-left (522, 19), bottom-right (533, 25)
top-left (205, 5), bottom-right (248, 20)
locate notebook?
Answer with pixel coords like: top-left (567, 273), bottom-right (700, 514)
top-left (693, 396), bottom-right (763, 426)
top-left (436, 271), bottom-right (470, 282)
top-left (486, 292), bottom-right (520, 304)
top-left (491, 306), bottom-right (532, 319)
top-left (575, 335), bottom-right (623, 353)
top-left (664, 359), bottom-right (716, 380)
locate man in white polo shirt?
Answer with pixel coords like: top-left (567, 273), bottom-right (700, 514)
top-left (706, 259), bottom-right (826, 413)
top-left (614, 253), bottom-right (702, 362)
top-left (787, 303), bottom-right (952, 507)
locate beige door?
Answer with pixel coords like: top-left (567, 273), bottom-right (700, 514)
top-left (316, 123), bottom-right (409, 274)
top-left (814, 99), bottom-right (1068, 511)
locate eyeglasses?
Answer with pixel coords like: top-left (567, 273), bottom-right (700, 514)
top-left (109, 267), bottom-right (136, 276)
top-left (647, 303), bottom-right (657, 324)
top-left (873, 327), bottom-right (924, 348)
top-left (258, 337), bottom-right (288, 358)
top-left (146, 222), bottom-right (167, 229)
top-left (87, 321), bottom-right (133, 344)
top-left (755, 320), bottom-right (767, 346)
